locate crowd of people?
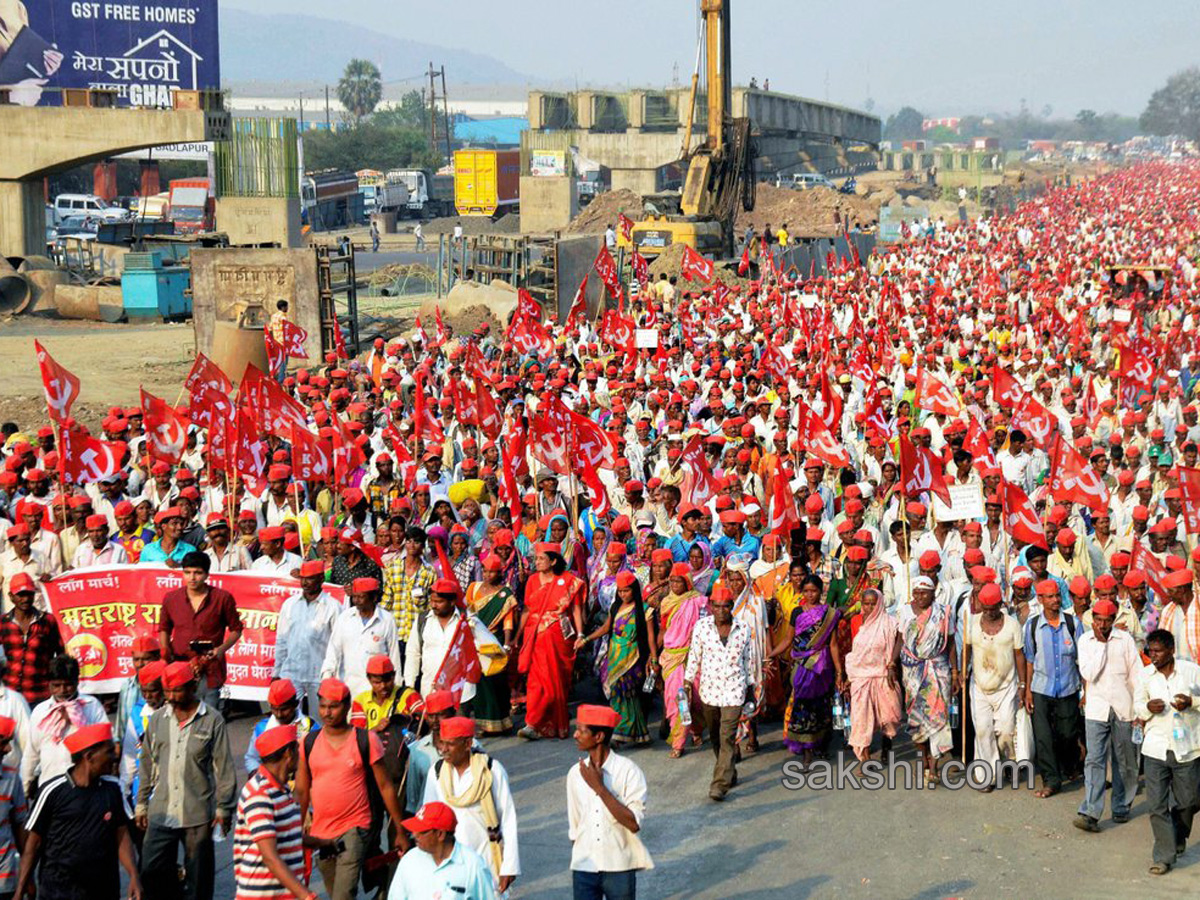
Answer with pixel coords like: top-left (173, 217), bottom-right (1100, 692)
top-left (1, 160), bottom-right (1200, 897)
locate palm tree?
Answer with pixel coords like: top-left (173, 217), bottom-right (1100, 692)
top-left (337, 59), bottom-right (382, 125)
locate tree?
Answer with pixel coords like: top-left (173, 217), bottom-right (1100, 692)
top-left (1076, 109), bottom-right (1098, 139)
top-left (883, 106), bottom-right (924, 141)
top-left (303, 123), bottom-right (440, 173)
top-left (1141, 67), bottom-right (1200, 141)
top-left (374, 90), bottom-right (429, 132)
top-left (337, 59), bottom-right (382, 125)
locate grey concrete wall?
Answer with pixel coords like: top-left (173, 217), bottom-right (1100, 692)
top-left (519, 176), bottom-right (578, 235)
top-left (0, 181), bottom-right (45, 258)
top-left (554, 235), bottom-right (605, 322)
top-left (215, 197), bottom-right (302, 248)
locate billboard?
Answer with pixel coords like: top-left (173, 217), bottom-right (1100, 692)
top-left (0, 0), bottom-right (219, 107)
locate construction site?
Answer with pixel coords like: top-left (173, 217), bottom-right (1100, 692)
top-left (0, 0), bottom-right (1102, 417)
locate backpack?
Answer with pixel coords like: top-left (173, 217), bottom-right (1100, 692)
top-left (1025, 611), bottom-right (1077, 665)
top-left (304, 727), bottom-right (386, 890)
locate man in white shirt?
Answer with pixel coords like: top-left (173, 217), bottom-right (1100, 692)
top-left (202, 514), bottom-right (251, 573)
top-left (22, 653), bottom-right (107, 793)
top-left (274, 560), bottom-right (341, 714)
top-left (1136, 628), bottom-right (1200, 876)
top-left (321, 577), bottom-right (401, 697)
top-left (1075, 598), bottom-right (1142, 833)
top-left (566, 704), bottom-right (653, 899)
top-left (403, 579), bottom-right (477, 701)
top-left (249, 526), bottom-right (301, 577)
top-left (70, 514), bottom-right (128, 569)
top-left (963, 584), bottom-right (1025, 789)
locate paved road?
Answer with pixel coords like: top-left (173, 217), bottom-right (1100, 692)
top-left (198, 697), bottom-right (1194, 899)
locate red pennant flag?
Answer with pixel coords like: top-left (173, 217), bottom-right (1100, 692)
top-left (330, 308), bottom-right (350, 359)
top-left (599, 309), bottom-right (636, 352)
top-left (240, 364), bottom-right (308, 437)
top-left (565, 275), bottom-right (590, 331)
top-left (188, 384), bottom-right (233, 431)
top-left (569, 409), bottom-right (617, 471)
top-left (59, 428), bottom-right (127, 484)
top-left (761, 340), bottom-right (790, 382)
top-left (1176, 466), bottom-right (1200, 535)
top-left (1012, 394), bottom-right (1057, 449)
top-left (475, 381), bottom-right (502, 441)
top-left (1001, 481), bottom-right (1048, 549)
top-left (232, 406), bottom-right (269, 493)
top-left (680, 245), bottom-right (714, 283)
top-left (768, 461), bottom-right (800, 537)
top-left (431, 613), bottom-right (483, 703)
top-left (963, 414), bottom-right (999, 471)
top-left (263, 331), bottom-right (286, 378)
top-left (578, 453), bottom-right (612, 517)
top-left (817, 371), bottom-right (843, 434)
top-left (207, 415), bottom-right (229, 476)
top-left (432, 306), bottom-right (449, 347)
top-left (991, 367), bottom-right (1024, 409)
top-left (631, 248), bottom-right (649, 288)
top-left (382, 423), bottom-right (419, 492)
top-left (34, 341), bottom-right (81, 424)
top-left (140, 388), bottom-right (189, 464)
top-left (1083, 376), bottom-right (1103, 428)
top-left (798, 403), bottom-right (851, 469)
top-left (529, 395), bottom-right (574, 475)
top-left (330, 412), bottom-right (366, 488)
top-left (617, 213), bottom-right (634, 243)
top-left (1118, 347), bottom-right (1156, 409)
top-left (899, 433), bottom-right (951, 505)
top-left (914, 368), bottom-right (963, 417)
top-left (680, 434), bottom-right (720, 507)
top-left (184, 352), bottom-right (233, 397)
top-left (737, 244), bottom-right (751, 276)
top-left (291, 424), bottom-right (334, 483)
top-left (412, 374), bottom-right (446, 446)
top-left (506, 310), bottom-right (554, 358)
top-left (592, 246), bottom-right (622, 301)
top-left (1046, 436), bottom-right (1110, 509)
top-left (279, 320), bottom-right (308, 359)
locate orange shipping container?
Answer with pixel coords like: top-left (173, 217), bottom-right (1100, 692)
top-left (454, 149), bottom-right (520, 216)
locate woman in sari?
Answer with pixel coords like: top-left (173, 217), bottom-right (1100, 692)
top-left (658, 563), bottom-right (706, 757)
top-left (630, 522), bottom-right (657, 584)
top-left (545, 511), bottom-right (583, 575)
top-left (490, 529), bottom-right (526, 601)
top-left (899, 575), bottom-right (960, 784)
top-left (769, 573), bottom-right (846, 768)
top-left (723, 557), bottom-right (768, 754)
top-left (753, 536), bottom-right (793, 717)
top-left (844, 587), bottom-right (902, 763)
top-left (458, 498), bottom-right (488, 549)
top-left (517, 542), bottom-right (585, 740)
top-left (464, 554), bottom-right (516, 734)
top-left (688, 542), bottom-right (716, 596)
top-left (642, 549), bottom-right (674, 613)
top-left (576, 572), bottom-right (656, 745)
top-left (447, 524), bottom-right (481, 595)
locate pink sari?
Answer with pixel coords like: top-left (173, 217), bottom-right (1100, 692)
top-left (659, 590), bottom-right (705, 750)
top-left (844, 598), bottom-right (902, 760)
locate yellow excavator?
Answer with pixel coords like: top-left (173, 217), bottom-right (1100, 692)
top-left (623, 0), bottom-right (756, 258)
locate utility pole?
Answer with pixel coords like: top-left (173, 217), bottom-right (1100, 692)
top-left (428, 62), bottom-right (438, 156)
top-left (325, 85), bottom-right (331, 129)
top-left (298, 92), bottom-right (305, 132)
top-left (440, 66), bottom-right (451, 163)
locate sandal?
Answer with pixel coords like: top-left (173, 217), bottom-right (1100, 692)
top-left (517, 726), bottom-right (541, 741)
top-left (669, 747), bottom-right (684, 759)
top-left (1149, 863), bottom-right (1171, 876)
top-left (1034, 786), bottom-right (1059, 799)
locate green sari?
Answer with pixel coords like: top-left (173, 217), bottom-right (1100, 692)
top-left (601, 605), bottom-right (650, 743)
top-left (465, 582), bottom-right (515, 733)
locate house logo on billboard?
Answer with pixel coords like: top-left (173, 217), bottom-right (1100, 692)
top-left (72, 29), bottom-right (202, 107)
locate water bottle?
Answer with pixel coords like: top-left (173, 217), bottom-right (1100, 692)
top-left (642, 666), bottom-right (657, 693)
top-left (832, 694), bottom-right (844, 731)
top-left (1131, 722), bottom-right (1144, 745)
top-left (741, 699), bottom-right (756, 718)
top-left (676, 688), bottom-right (692, 727)
top-left (1173, 712), bottom-right (1187, 743)
top-left (950, 697), bottom-right (961, 729)
top-left (842, 697), bottom-right (853, 731)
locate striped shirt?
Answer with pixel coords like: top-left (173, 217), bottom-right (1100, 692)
top-left (233, 768), bottom-right (303, 900)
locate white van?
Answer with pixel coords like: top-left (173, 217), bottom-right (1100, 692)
top-left (51, 194), bottom-right (129, 225)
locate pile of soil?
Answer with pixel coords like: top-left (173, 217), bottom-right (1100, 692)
top-left (646, 243), bottom-right (750, 290)
top-left (735, 184), bottom-right (879, 238)
top-left (423, 213), bottom-right (521, 236)
top-left (565, 189), bottom-right (643, 234)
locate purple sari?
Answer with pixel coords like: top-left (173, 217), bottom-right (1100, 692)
top-left (783, 603), bottom-right (841, 753)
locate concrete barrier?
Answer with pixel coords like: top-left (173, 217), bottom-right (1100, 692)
top-left (55, 284), bottom-right (123, 322)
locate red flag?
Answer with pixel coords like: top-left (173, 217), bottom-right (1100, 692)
top-left (188, 384), bottom-right (233, 432)
top-left (578, 454), bottom-right (611, 517)
top-left (1118, 347), bottom-right (1156, 409)
top-left (431, 613), bottom-right (483, 703)
top-left (452, 379), bottom-right (480, 427)
top-left (140, 388), bottom-right (189, 464)
top-left (899, 433), bottom-right (951, 505)
top-left (207, 415), bottom-right (229, 476)
top-left (963, 414), bottom-right (998, 471)
top-left (680, 434), bottom-right (720, 506)
top-left (1177, 466), bottom-right (1200, 535)
top-left (232, 406), bottom-right (269, 493)
top-left (991, 367), bottom-right (1024, 409)
top-left (412, 375), bottom-right (445, 445)
top-left (631, 249), bottom-right (649, 288)
top-left (184, 352), bottom-right (232, 397)
top-left (737, 244), bottom-right (751, 276)
top-left (1012, 394), bottom-right (1057, 449)
top-left (506, 311), bottom-right (554, 358)
top-left (863, 388), bottom-right (896, 438)
top-left (914, 368), bottom-right (963, 417)
top-left (599, 309), bottom-right (635, 352)
top-left (432, 306), bottom-right (448, 347)
top-left (499, 430), bottom-right (525, 519)
top-left (761, 341), bottom-right (790, 382)
top-left (34, 341), bottom-right (81, 424)
top-left (680, 245), bottom-right (714, 283)
top-left (240, 364), bottom-right (307, 437)
top-left (413, 315), bottom-right (429, 346)
top-left (798, 403), bottom-right (851, 469)
top-left (1001, 481), bottom-right (1048, 549)
top-left (1083, 376), bottom-right (1103, 428)
top-left (529, 396), bottom-right (573, 475)
top-left (1131, 540), bottom-right (1170, 599)
top-left (59, 428), bottom-right (127, 484)
top-left (291, 424), bottom-right (334, 483)
top-left (592, 246), bottom-right (622, 301)
top-left (279, 320), bottom-right (308, 358)
top-left (330, 412), bottom-right (366, 487)
top-left (768, 462), bottom-right (800, 537)
top-left (568, 409), bottom-right (617, 471)
top-left (617, 213), bottom-right (634, 242)
top-left (475, 381), bottom-right (503, 441)
top-left (817, 371), bottom-right (843, 434)
top-left (1046, 436), bottom-right (1110, 509)
top-left (263, 331), bottom-right (286, 378)
top-left (330, 308), bottom-right (349, 359)
top-left (565, 275), bottom-right (589, 331)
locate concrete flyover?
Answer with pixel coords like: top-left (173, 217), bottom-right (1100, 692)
top-left (0, 97), bottom-right (231, 257)
top-left (523, 86), bottom-right (881, 194)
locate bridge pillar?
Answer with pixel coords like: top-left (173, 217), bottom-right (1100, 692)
top-left (0, 180), bottom-right (47, 258)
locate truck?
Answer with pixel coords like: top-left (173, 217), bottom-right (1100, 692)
top-left (165, 178), bottom-right (215, 233)
top-left (453, 149), bottom-right (520, 217)
top-left (384, 169), bottom-right (454, 218)
top-left (301, 170), bottom-right (364, 231)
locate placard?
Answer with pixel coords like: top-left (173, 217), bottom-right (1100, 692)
top-left (1113, 308), bottom-right (1132, 324)
top-left (932, 482), bottom-right (985, 523)
top-left (635, 328), bottom-right (659, 348)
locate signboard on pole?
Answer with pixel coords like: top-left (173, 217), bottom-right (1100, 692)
top-left (0, 0), bottom-right (220, 108)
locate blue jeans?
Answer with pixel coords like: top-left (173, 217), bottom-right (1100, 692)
top-left (1078, 711), bottom-right (1139, 820)
top-left (573, 869), bottom-right (637, 900)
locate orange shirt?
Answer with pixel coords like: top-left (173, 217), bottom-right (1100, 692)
top-left (302, 728), bottom-right (382, 840)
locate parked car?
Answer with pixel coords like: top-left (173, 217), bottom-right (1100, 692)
top-left (51, 193), bottom-right (129, 225)
top-left (53, 215), bottom-right (100, 250)
top-left (774, 173), bottom-right (835, 191)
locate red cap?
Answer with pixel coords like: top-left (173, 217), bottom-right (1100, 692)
top-left (578, 703), bottom-right (621, 728)
top-left (366, 654), bottom-right (395, 676)
top-left (132, 634), bottom-right (159, 654)
top-left (978, 584), bottom-right (1003, 607)
top-left (318, 678), bottom-right (350, 702)
top-left (299, 560), bottom-right (325, 577)
top-left (432, 577), bottom-right (460, 596)
top-left (1068, 575), bottom-right (1090, 597)
top-left (401, 801), bottom-right (457, 834)
top-left (254, 724), bottom-right (298, 760)
top-left (439, 716), bottom-right (475, 740)
top-left (351, 577), bottom-right (380, 594)
top-left (423, 690), bottom-right (457, 715)
top-left (137, 660), bottom-right (167, 687)
top-left (1164, 570), bottom-right (1193, 588)
top-left (919, 550), bottom-right (941, 568)
top-left (63, 722), bottom-right (113, 755)
top-left (267, 679), bottom-right (297, 706)
top-left (259, 526), bottom-right (285, 542)
top-left (163, 661), bottom-right (196, 689)
top-left (1091, 598), bottom-right (1118, 617)
top-left (7, 573), bottom-right (35, 595)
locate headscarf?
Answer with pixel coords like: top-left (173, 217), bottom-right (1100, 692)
top-left (844, 588), bottom-right (897, 680)
top-left (689, 541), bottom-right (716, 596)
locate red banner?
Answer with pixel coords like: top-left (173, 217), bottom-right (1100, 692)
top-left (44, 566), bottom-right (345, 700)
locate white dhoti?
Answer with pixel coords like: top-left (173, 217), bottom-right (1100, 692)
top-left (971, 677), bottom-right (1020, 777)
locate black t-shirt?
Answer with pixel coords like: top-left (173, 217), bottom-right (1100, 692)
top-left (29, 773), bottom-right (129, 898)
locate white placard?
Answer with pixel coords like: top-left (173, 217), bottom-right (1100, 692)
top-left (932, 483), bottom-right (985, 522)
top-left (1113, 308), bottom-right (1132, 323)
top-left (635, 329), bottom-right (659, 348)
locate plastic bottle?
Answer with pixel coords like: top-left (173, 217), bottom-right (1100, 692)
top-left (832, 694), bottom-right (844, 730)
top-left (677, 688), bottom-right (692, 727)
top-left (1131, 722), bottom-right (1144, 745)
top-left (950, 697), bottom-right (960, 729)
top-left (642, 667), bottom-right (657, 693)
top-left (1173, 711), bottom-right (1187, 743)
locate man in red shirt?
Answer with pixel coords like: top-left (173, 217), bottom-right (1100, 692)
top-left (293, 678), bottom-right (407, 900)
top-left (158, 551), bottom-right (242, 709)
top-left (0, 572), bottom-right (63, 706)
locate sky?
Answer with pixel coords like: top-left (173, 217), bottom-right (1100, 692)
top-left (223, 0), bottom-right (1200, 118)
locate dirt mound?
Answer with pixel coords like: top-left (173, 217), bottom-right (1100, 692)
top-left (646, 243), bottom-right (750, 290)
top-left (421, 280), bottom-right (517, 336)
top-left (566, 189), bottom-right (643, 235)
top-left (423, 213), bottom-right (521, 236)
top-left (736, 184), bottom-right (879, 238)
